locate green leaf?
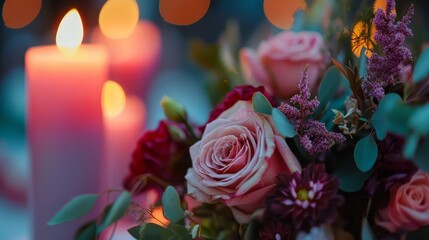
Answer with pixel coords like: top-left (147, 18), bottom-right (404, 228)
top-left (354, 135), bottom-right (378, 172)
top-left (169, 223), bottom-right (193, 240)
top-left (413, 47), bottom-right (429, 83)
top-left (139, 223), bottom-right (171, 240)
top-left (128, 226), bottom-right (140, 239)
top-left (334, 152), bottom-right (372, 192)
top-left (162, 186), bottom-right (185, 223)
top-left (252, 92), bottom-right (272, 115)
top-left (408, 103), bottom-right (429, 135)
top-left (98, 191), bottom-right (131, 233)
top-left (414, 140), bottom-right (429, 172)
top-left (272, 108), bottom-right (297, 138)
top-left (217, 230), bottom-right (233, 240)
top-left (361, 218), bottom-right (375, 240)
top-left (404, 134), bottom-right (420, 159)
top-left (191, 224), bottom-right (200, 239)
top-left (48, 194), bottom-right (98, 225)
top-left (371, 93), bottom-right (402, 140)
top-left (291, 10), bottom-right (305, 32)
top-left (74, 221), bottom-right (97, 240)
top-left (243, 221), bottom-right (257, 240)
top-left (359, 48), bottom-right (368, 78)
top-left (385, 102), bottom-right (416, 136)
top-left (317, 66), bottom-right (341, 111)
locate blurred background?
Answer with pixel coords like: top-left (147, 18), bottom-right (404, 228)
top-left (0, 0), bottom-right (428, 239)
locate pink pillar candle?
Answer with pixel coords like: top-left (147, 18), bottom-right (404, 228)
top-left (92, 21), bottom-right (162, 97)
top-left (26, 9), bottom-right (108, 240)
top-left (103, 95), bottom-right (146, 190)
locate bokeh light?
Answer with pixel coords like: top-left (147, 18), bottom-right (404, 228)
top-left (373, 0), bottom-right (396, 14)
top-left (351, 21), bottom-right (376, 58)
top-left (56, 9), bottom-right (84, 55)
top-left (99, 0), bottom-right (139, 39)
top-left (263, 0), bottom-right (306, 30)
top-left (2, 0), bottom-right (42, 29)
top-left (102, 80), bottom-right (127, 118)
top-left (159, 0), bottom-right (211, 26)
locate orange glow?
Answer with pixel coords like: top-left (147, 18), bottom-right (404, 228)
top-left (351, 21), bottom-right (376, 58)
top-left (263, 0), bottom-right (306, 30)
top-left (56, 9), bottom-right (84, 55)
top-left (373, 0), bottom-right (396, 14)
top-left (99, 0), bottom-right (139, 39)
top-left (146, 206), bottom-right (170, 226)
top-left (2, 0), bottom-right (41, 29)
top-left (159, 0), bottom-right (210, 26)
top-left (102, 80), bottom-right (126, 118)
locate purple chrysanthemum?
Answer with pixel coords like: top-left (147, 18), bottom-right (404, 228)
top-left (278, 68), bottom-right (345, 154)
top-left (363, 0), bottom-right (414, 100)
top-left (266, 164), bottom-right (343, 232)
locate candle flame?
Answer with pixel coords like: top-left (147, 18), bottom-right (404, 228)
top-left (56, 9), bottom-right (83, 55)
top-left (102, 80), bottom-right (126, 118)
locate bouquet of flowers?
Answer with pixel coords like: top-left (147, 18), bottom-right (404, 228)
top-left (49, 0), bottom-right (429, 239)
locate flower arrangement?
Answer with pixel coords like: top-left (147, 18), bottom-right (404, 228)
top-left (49, 0), bottom-right (429, 239)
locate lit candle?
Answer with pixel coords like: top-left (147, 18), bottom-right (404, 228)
top-left (101, 80), bottom-right (146, 191)
top-left (92, 21), bottom-right (162, 97)
top-left (25, 9), bottom-right (108, 239)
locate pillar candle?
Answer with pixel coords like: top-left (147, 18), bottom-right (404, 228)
top-left (102, 90), bottom-right (146, 190)
top-left (25, 9), bottom-right (107, 240)
top-left (91, 21), bottom-right (162, 97)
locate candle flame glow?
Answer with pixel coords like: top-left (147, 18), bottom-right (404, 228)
top-left (56, 9), bottom-right (83, 55)
top-left (102, 80), bottom-right (127, 118)
top-left (146, 206), bottom-right (170, 225)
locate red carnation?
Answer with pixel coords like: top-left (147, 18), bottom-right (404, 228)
top-left (124, 120), bottom-right (192, 194)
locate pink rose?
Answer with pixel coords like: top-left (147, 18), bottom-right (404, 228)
top-left (377, 170), bottom-right (429, 232)
top-left (185, 100), bottom-right (301, 223)
top-left (240, 31), bottom-right (325, 99)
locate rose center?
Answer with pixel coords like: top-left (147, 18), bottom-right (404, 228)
top-left (297, 189), bottom-right (309, 201)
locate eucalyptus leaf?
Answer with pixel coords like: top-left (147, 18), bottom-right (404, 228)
top-left (162, 186), bottom-right (185, 223)
top-left (291, 10), bottom-right (305, 32)
top-left (385, 101), bottom-right (416, 136)
top-left (98, 191), bottom-right (131, 233)
top-left (371, 93), bottom-right (402, 140)
top-left (272, 108), bottom-right (297, 138)
top-left (359, 48), bottom-right (368, 78)
top-left (74, 221), bottom-right (97, 240)
top-left (191, 224), bottom-right (200, 239)
top-left (128, 226), bottom-right (140, 239)
top-left (217, 230), bottom-right (233, 240)
top-left (252, 92), bottom-right (272, 115)
top-left (414, 140), bottom-right (429, 172)
top-left (361, 218), bottom-right (375, 240)
top-left (404, 134), bottom-right (420, 159)
top-left (139, 223), bottom-right (172, 240)
top-left (243, 221), bottom-right (257, 240)
top-left (334, 152), bottom-right (372, 192)
top-left (354, 135), bottom-right (378, 172)
top-left (317, 66), bottom-right (341, 112)
top-left (48, 194), bottom-right (98, 225)
top-left (408, 103), bottom-right (429, 135)
top-left (413, 47), bottom-right (429, 83)
top-left (169, 223), bottom-right (193, 240)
